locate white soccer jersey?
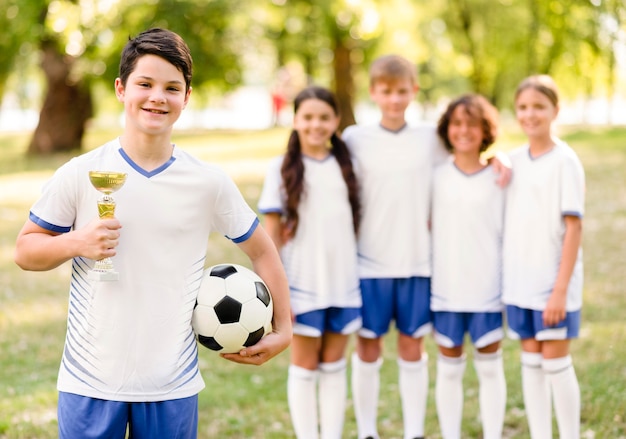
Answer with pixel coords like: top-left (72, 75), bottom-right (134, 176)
top-left (258, 155), bottom-right (361, 315)
top-left (431, 162), bottom-right (505, 312)
top-left (342, 123), bottom-right (448, 279)
top-left (502, 141), bottom-right (585, 311)
top-left (29, 138), bottom-right (258, 402)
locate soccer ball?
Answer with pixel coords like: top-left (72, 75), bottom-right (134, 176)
top-left (192, 263), bottom-right (273, 354)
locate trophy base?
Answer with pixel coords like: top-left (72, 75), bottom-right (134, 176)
top-left (89, 270), bottom-right (119, 282)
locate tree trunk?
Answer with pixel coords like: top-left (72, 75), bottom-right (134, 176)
top-left (332, 37), bottom-right (356, 132)
top-left (27, 39), bottom-right (92, 155)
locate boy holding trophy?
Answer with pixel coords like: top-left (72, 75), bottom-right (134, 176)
top-left (14, 28), bottom-right (291, 438)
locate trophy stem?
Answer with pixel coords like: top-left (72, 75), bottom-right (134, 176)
top-left (88, 171), bottom-right (127, 282)
top-left (97, 196), bottom-right (116, 219)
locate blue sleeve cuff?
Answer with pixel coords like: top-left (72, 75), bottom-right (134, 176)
top-left (258, 207), bottom-right (283, 215)
top-left (229, 218), bottom-right (259, 243)
top-left (29, 212), bottom-right (71, 233)
top-left (562, 211), bottom-right (583, 218)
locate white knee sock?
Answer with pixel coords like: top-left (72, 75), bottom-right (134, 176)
top-left (543, 355), bottom-right (580, 439)
top-left (521, 352), bottom-right (552, 439)
top-left (351, 352), bottom-right (382, 439)
top-left (435, 354), bottom-right (465, 439)
top-left (474, 350), bottom-right (506, 439)
top-left (319, 359), bottom-right (347, 439)
top-left (288, 365), bottom-right (319, 439)
top-left (398, 354), bottom-right (429, 439)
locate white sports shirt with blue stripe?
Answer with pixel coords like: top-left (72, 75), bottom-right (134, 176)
top-left (342, 123), bottom-right (448, 279)
top-left (258, 155), bottom-right (361, 315)
top-left (431, 162), bottom-right (505, 312)
top-left (502, 141), bottom-right (585, 312)
top-left (29, 138), bottom-right (258, 402)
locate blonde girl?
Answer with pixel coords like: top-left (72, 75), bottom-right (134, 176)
top-left (503, 75), bottom-right (585, 439)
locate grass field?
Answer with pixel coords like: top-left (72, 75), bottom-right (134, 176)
top-left (0, 125), bottom-right (625, 438)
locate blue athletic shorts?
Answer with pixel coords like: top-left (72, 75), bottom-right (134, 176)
top-left (58, 391), bottom-right (198, 439)
top-left (359, 277), bottom-right (431, 338)
top-left (506, 305), bottom-right (581, 340)
top-left (293, 307), bottom-right (362, 337)
top-left (433, 311), bottom-right (503, 349)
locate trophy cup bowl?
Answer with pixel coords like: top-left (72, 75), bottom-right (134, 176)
top-left (88, 171), bottom-right (127, 281)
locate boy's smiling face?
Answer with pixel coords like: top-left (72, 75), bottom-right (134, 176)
top-left (115, 54), bottom-right (191, 137)
top-left (369, 77), bottom-right (418, 127)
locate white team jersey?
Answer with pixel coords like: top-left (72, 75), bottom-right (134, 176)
top-left (342, 123), bottom-right (448, 279)
top-left (431, 162), bottom-right (505, 312)
top-left (258, 155), bottom-right (361, 315)
top-left (29, 138), bottom-right (258, 402)
top-left (502, 141), bottom-right (585, 311)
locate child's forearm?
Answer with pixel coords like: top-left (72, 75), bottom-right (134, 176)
top-left (261, 213), bottom-right (284, 251)
top-left (240, 226), bottom-right (292, 339)
top-left (15, 224), bottom-right (79, 271)
top-left (553, 215), bottom-right (583, 295)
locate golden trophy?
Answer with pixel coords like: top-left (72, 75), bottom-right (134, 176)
top-left (88, 171), bottom-right (127, 281)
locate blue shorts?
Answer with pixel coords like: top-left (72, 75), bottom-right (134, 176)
top-left (359, 277), bottom-right (431, 338)
top-left (294, 307), bottom-right (362, 337)
top-left (506, 305), bottom-right (581, 341)
top-left (58, 392), bottom-right (198, 439)
top-left (433, 311), bottom-right (503, 349)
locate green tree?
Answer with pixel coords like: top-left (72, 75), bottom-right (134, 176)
top-left (434, 0), bottom-right (619, 111)
top-left (3, 0), bottom-right (625, 153)
top-left (262, 0), bottom-right (382, 130)
top-left (6, 0), bottom-right (244, 155)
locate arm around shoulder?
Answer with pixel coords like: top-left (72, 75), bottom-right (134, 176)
top-left (487, 150), bottom-right (513, 188)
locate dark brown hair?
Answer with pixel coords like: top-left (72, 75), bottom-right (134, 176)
top-left (119, 28), bottom-right (193, 93)
top-left (437, 94), bottom-right (499, 153)
top-left (281, 86), bottom-right (360, 237)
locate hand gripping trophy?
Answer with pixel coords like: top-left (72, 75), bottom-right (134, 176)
top-left (88, 171), bottom-right (127, 281)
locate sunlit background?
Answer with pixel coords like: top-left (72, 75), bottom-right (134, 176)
top-left (1, 0), bottom-right (625, 146)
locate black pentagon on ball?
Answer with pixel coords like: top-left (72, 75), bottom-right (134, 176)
top-left (255, 282), bottom-right (271, 306)
top-left (214, 296), bottom-right (242, 324)
top-left (197, 335), bottom-right (223, 351)
top-left (244, 327), bottom-right (265, 347)
top-left (210, 264), bottom-right (238, 279)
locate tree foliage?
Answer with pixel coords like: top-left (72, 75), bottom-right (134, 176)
top-left (4, 0), bottom-right (246, 154)
top-left (427, 0), bottom-right (622, 110)
top-left (1, 0), bottom-right (625, 154)
top-left (1, 0), bottom-right (48, 101)
top-left (260, 0), bottom-right (382, 130)
top-left (100, 0), bottom-right (244, 92)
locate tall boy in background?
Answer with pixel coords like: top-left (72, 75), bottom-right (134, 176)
top-left (343, 55), bottom-right (510, 439)
top-left (342, 54), bottom-right (447, 439)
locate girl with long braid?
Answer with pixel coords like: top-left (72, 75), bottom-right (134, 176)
top-left (259, 85), bottom-right (361, 439)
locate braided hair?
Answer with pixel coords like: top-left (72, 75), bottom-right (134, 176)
top-left (280, 86), bottom-right (360, 238)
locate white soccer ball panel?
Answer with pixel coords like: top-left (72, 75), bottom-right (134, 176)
top-left (213, 323), bottom-right (250, 353)
top-left (196, 276), bottom-right (227, 307)
top-left (239, 299), bottom-right (269, 332)
top-left (192, 304), bottom-right (220, 336)
top-left (223, 273), bottom-right (258, 303)
top-left (230, 264), bottom-right (263, 282)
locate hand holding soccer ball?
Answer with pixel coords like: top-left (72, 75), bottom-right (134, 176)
top-left (192, 264), bottom-right (273, 354)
